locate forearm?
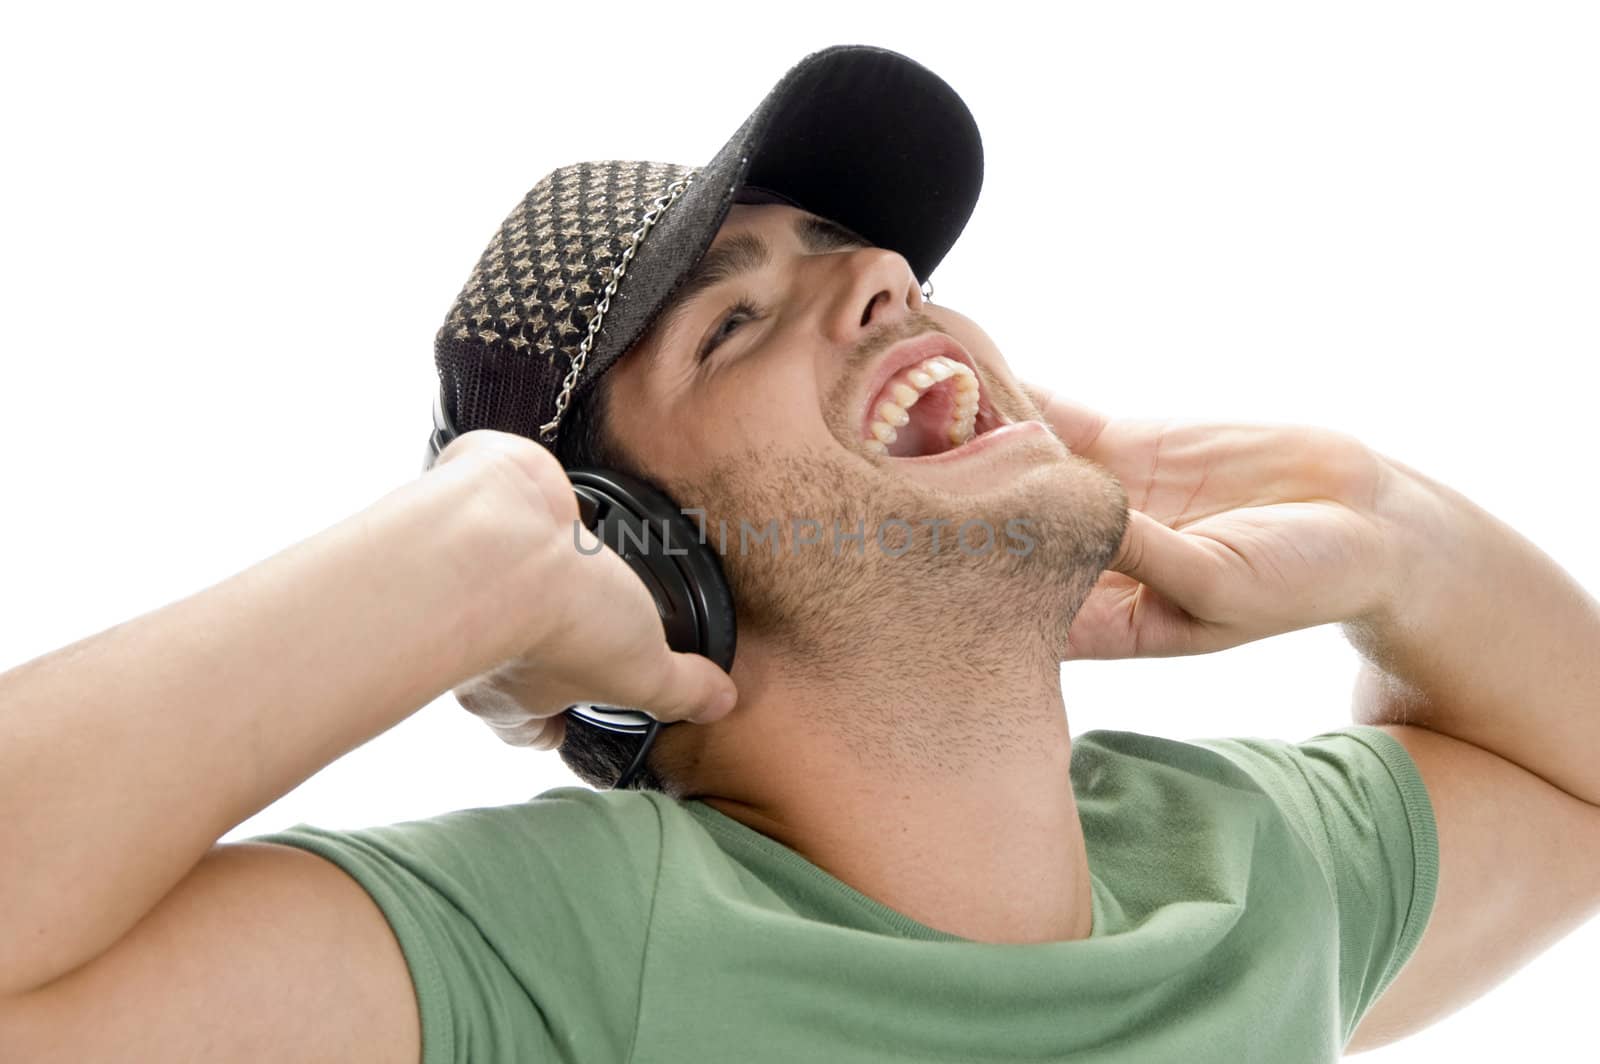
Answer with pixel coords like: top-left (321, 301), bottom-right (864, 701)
top-left (0, 464), bottom-right (523, 996)
top-left (1345, 451), bottom-right (1600, 807)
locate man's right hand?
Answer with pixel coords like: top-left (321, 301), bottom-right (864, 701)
top-left (431, 429), bottom-right (738, 751)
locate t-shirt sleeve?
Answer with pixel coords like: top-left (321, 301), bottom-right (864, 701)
top-left (1189, 725), bottom-right (1440, 1045)
top-left (244, 786), bottom-right (663, 1064)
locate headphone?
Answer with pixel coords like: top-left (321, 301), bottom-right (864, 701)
top-left (423, 389), bottom-right (737, 790)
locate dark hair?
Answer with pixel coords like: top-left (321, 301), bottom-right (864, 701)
top-left (549, 374), bottom-right (678, 795)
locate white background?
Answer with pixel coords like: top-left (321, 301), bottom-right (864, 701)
top-left (2, 2), bottom-right (1595, 1059)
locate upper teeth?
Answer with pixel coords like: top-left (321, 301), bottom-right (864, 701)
top-left (863, 355), bottom-right (980, 455)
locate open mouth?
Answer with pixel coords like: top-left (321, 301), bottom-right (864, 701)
top-left (858, 335), bottom-right (1004, 458)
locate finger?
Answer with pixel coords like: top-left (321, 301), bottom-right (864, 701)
top-left (452, 674), bottom-right (528, 726)
top-left (432, 427), bottom-right (528, 469)
top-left (1019, 379), bottom-right (1057, 419)
top-left (604, 650), bottom-right (738, 726)
top-left (431, 429), bottom-right (580, 527)
top-left (484, 713), bottom-right (565, 749)
top-left (1034, 389), bottom-right (1114, 457)
top-left (525, 714), bottom-right (565, 751)
top-left (1107, 508), bottom-right (1230, 619)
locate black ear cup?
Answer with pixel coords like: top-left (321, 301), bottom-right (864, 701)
top-left (562, 467), bottom-right (737, 736)
top-left (561, 467), bottom-right (738, 791)
top-left (423, 394), bottom-right (737, 789)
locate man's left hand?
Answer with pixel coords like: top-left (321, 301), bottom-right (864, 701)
top-left (1030, 385), bottom-right (1421, 660)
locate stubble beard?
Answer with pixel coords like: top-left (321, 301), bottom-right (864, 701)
top-left (661, 428), bottom-right (1130, 775)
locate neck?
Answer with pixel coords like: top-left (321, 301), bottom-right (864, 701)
top-left (662, 626), bottom-right (1094, 945)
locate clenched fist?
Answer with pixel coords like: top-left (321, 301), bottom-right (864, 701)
top-left (429, 429), bottom-right (737, 749)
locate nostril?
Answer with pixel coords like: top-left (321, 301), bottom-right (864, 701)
top-left (861, 290), bottom-right (886, 327)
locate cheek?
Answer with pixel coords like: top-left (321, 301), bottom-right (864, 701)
top-left (700, 364), bottom-right (826, 447)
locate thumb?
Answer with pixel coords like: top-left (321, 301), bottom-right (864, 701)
top-left (612, 650), bottom-right (739, 726)
top-left (1108, 509), bottom-right (1223, 618)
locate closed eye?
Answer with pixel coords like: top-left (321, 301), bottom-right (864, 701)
top-left (699, 296), bottom-right (763, 361)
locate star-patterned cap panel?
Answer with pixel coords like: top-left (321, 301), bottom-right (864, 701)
top-left (434, 159), bottom-right (699, 445)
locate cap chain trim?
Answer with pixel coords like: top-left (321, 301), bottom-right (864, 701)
top-left (538, 174), bottom-right (696, 444)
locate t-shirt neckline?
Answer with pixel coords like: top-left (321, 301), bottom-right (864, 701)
top-left (681, 798), bottom-right (1104, 945)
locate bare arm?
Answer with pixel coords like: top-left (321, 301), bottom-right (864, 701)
top-left (1345, 451), bottom-right (1600, 807)
top-left (1341, 452), bottom-right (1600, 1051)
top-left (0, 441), bottom-right (535, 999)
top-left (1344, 722), bottom-right (1600, 1054)
top-left (0, 427), bottom-right (734, 1059)
top-left (0, 842), bottom-right (423, 1062)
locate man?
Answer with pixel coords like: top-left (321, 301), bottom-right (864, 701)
top-left (1, 43), bottom-right (1597, 1063)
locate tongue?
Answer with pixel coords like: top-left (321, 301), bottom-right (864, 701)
top-left (887, 382), bottom-right (960, 458)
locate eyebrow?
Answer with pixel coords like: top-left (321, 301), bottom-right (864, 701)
top-left (651, 213), bottom-right (874, 358)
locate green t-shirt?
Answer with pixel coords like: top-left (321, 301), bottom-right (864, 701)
top-left (251, 725), bottom-right (1437, 1063)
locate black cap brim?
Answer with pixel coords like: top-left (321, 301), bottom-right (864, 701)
top-left (575, 44), bottom-right (984, 404)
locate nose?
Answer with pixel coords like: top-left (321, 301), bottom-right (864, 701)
top-left (818, 247), bottom-right (926, 347)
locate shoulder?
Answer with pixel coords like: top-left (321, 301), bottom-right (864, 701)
top-left (1074, 725), bottom-right (1416, 799)
top-left (1071, 727), bottom-right (1266, 791)
top-left (257, 785), bottom-right (674, 915)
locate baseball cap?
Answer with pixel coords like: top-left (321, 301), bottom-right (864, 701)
top-left (428, 43), bottom-right (984, 459)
